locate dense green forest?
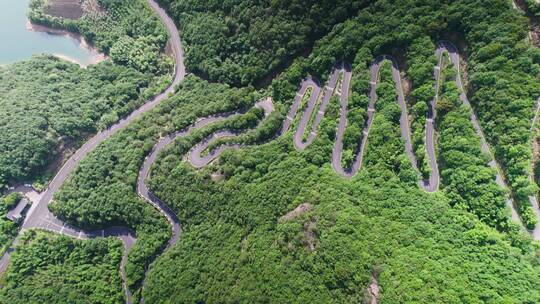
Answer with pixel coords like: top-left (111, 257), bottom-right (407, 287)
top-left (0, 57), bottom-right (165, 191)
top-left (155, 0), bottom-right (370, 86)
top-left (29, 0), bottom-right (172, 73)
top-left (2, 0), bottom-right (540, 302)
top-left (0, 193), bottom-right (22, 255)
top-left (435, 54), bottom-right (519, 233)
top-left (0, 231), bottom-right (124, 304)
top-left (141, 73), bottom-right (539, 302)
top-left (0, 0), bottom-right (172, 190)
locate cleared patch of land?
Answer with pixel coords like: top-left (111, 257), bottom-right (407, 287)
top-left (43, 0), bottom-right (84, 19)
top-left (279, 203), bottom-right (312, 221)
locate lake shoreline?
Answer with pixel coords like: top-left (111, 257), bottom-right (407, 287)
top-left (25, 21), bottom-right (106, 67)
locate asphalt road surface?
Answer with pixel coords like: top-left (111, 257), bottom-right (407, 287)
top-left (2, 12), bottom-right (540, 304)
top-left (278, 42), bottom-right (538, 239)
top-left (196, 43), bottom-right (539, 240)
top-left (0, 0), bottom-right (185, 302)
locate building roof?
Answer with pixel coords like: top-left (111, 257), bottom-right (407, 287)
top-left (6, 198), bottom-right (29, 222)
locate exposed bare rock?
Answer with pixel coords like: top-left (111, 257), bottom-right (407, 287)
top-left (366, 275), bottom-right (380, 304)
top-left (303, 218), bottom-right (317, 252)
top-left (211, 171), bottom-right (225, 182)
top-left (279, 203), bottom-right (312, 221)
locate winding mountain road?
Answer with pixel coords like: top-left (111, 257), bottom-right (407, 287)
top-left (0, 0), bottom-right (185, 302)
top-left (188, 98), bottom-right (275, 168)
top-left (274, 42), bottom-right (535, 238)
top-left (136, 97), bottom-right (274, 254)
top-left (2, 6), bottom-right (540, 304)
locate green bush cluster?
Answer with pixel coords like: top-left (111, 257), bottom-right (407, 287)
top-left (0, 230), bottom-right (124, 304)
top-left (156, 0), bottom-right (369, 86)
top-left (28, 0), bottom-right (171, 74)
top-left (0, 193), bottom-right (22, 255)
top-left (49, 76), bottom-right (261, 297)
top-left (0, 56), bottom-right (161, 190)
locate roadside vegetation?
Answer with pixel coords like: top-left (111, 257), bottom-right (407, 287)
top-left (0, 0), bottom-right (173, 191)
top-left (155, 0), bottom-right (370, 86)
top-left (0, 193), bottom-right (23, 255)
top-left (435, 54), bottom-right (525, 236)
top-left (406, 36), bottom-right (438, 178)
top-left (361, 61), bottom-right (417, 185)
top-left (0, 230), bottom-right (124, 304)
top-left (2, 0), bottom-right (540, 302)
top-left (29, 0), bottom-right (172, 74)
top-left (340, 49), bottom-right (372, 169)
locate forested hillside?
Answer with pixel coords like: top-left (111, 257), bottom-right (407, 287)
top-left (155, 0), bottom-right (369, 86)
top-left (157, 0), bottom-right (540, 225)
top-left (144, 107), bottom-right (540, 303)
top-left (2, 0), bottom-right (540, 302)
top-left (0, 231), bottom-right (124, 303)
top-left (0, 0), bottom-right (172, 190)
top-left (294, 0), bottom-right (540, 227)
top-left (0, 57), bottom-right (160, 190)
top-left (46, 70), bottom-right (540, 302)
top-left (156, 0), bottom-right (540, 225)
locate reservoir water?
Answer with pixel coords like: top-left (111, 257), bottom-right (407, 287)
top-left (0, 0), bottom-right (101, 66)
